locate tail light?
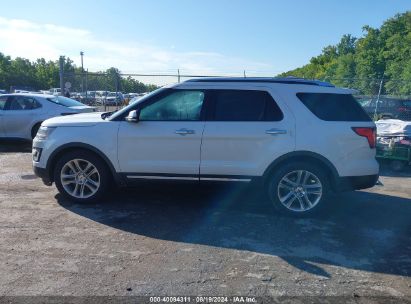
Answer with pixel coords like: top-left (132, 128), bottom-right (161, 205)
top-left (352, 127), bottom-right (376, 149)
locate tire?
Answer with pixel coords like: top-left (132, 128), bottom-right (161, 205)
top-left (54, 150), bottom-right (110, 203)
top-left (266, 162), bottom-right (329, 217)
top-left (31, 123), bottom-right (42, 139)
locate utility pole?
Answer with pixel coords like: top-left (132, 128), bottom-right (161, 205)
top-left (85, 68), bottom-right (88, 99)
top-left (80, 51), bottom-right (84, 93)
top-left (59, 56), bottom-right (64, 96)
top-left (177, 69), bottom-right (181, 83)
top-left (374, 73), bottom-right (384, 120)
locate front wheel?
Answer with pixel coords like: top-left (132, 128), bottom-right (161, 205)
top-left (267, 162), bottom-right (329, 217)
top-left (54, 151), bottom-right (110, 203)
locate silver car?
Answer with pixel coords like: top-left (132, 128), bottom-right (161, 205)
top-left (0, 93), bottom-right (95, 140)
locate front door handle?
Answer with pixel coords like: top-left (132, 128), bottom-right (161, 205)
top-left (175, 128), bottom-right (195, 135)
top-left (266, 128), bottom-right (287, 135)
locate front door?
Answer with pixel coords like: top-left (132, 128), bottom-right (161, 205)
top-left (117, 89), bottom-right (206, 179)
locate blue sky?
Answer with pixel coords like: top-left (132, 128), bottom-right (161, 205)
top-left (0, 0), bottom-right (410, 76)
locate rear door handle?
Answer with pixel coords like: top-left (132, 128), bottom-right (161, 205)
top-left (175, 128), bottom-right (195, 135)
top-left (265, 128), bottom-right (287, 135)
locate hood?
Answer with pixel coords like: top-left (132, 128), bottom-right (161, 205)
top-left (43, 112), bottom-right (105, 127)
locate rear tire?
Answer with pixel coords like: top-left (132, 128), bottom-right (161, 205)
top-left (266, 162), bottom-right (329, 217)
top-left (54, 150), bottom-right (110, 203)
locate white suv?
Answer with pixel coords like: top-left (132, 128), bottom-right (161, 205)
top-left (32, 78), bottom-right (379, 216)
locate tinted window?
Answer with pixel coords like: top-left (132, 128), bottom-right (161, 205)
top-left (212, 90), bottom-right (283, 121)
top-left (403, 101), bottom-right (411, 107)
top-left (47, 96), bottom-right (85, 107)
top-left (0, 96), bottom-right (7, 110)
top-left (9, 96), bottom-right (41, 110)
top-left (297, 93), bottom-right (371, 122)
top-left (140, 90), bottom-right (204, 121)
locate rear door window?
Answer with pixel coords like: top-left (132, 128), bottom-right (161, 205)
top-left (296, 93), bottom-right (371, 122)
top-left (211, 90), bottom-right (283, 121)
top-left (47, 96), bottom-right (85, 107)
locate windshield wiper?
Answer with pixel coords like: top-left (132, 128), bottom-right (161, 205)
top-left (101, 111), bottom-right (115, 120)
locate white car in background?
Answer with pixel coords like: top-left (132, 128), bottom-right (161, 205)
top-left (49, 88), bottom-right (62, 96)
top-left (0, 93), bottom-right (95, 140)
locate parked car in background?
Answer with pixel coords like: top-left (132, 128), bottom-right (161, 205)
top-left (98, 92), bottom-right (124, 106)
top-left (95, 91), bottom-right (108, 105)
top-left (0, 93), bottom-right (96, 140)
top-left (108, 92), bottom-right (125, 105)
top-left (33, 77), bottom-right (379, 216)
top-left (0, 89), bottom-right (7, 94)
top-left (362, 98), bottom-right (411, 120)
top-left (78, 91), bottom-right (96, 105)
top-left (49, 88), bottom-right (62, 96)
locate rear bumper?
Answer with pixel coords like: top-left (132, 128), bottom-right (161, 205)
top-left (33, 165), bottom-right (52, 186)
top-left (336, 174), bottom-right (379, 192)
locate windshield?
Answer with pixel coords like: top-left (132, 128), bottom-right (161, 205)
top-left (109, 87), bottom-right (167, 120)
top-left (47, 96), bottom-right (86, 107)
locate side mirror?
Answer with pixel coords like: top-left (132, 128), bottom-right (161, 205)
top-left (126, 109), bottom-right (140, 123)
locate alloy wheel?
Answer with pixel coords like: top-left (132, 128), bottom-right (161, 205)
top-left (277, 170), bottom-right (323, 212)
top-left (60, 159), bottom-right (100, 199)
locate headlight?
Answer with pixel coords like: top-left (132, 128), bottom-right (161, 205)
top-left (35, 126), bottom-right (56, 140)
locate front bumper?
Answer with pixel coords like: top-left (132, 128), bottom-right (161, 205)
top-left (336, 174), bottom-right (379, 192)
top-left (33, 165), bottom-right (52, 186)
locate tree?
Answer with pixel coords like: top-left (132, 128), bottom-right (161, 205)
top-left (279, 11), bottom-right (411, 96)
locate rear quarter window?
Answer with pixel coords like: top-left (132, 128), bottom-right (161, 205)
top-left (296, 93), bottom-right (371, 122)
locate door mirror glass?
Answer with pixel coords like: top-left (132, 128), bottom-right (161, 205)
top-left (126, 109), bottom-right (140, 123)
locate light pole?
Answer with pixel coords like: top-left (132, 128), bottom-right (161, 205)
top-left (80, 51), bottom-right (84, 94)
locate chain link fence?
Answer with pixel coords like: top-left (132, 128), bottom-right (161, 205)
top-left (57, 72), bottom-right (411, 121)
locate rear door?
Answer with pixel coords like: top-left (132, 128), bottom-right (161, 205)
top-left (0, 95), bottom-right (8, 137)
top-left (3, 96), bottom-right (44, 139)
top-left (200, 88), bottom-right (295, 180)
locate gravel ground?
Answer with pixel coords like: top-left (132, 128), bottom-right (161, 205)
top-left (0, 140), bottom-right (410, 301)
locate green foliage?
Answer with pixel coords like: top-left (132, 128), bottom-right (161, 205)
top-left (280, 11), bottom-right (411, 96)
top-left (0, 54), bottom-right (158, 93)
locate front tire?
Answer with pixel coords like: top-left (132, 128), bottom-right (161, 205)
top-left (54, 151), bottom-right (110, 203)
top-left (267, 162), bottom-right (329, 217)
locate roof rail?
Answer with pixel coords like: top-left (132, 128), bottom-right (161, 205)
top-left (185, 77), bottom-right (334, 87)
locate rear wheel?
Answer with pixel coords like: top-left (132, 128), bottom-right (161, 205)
top-left (267, 162), bottom-right (329, 217)
top-left (54, 151), bottom-right (110, 203)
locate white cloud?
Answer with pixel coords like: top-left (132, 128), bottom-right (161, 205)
top-left (0, 17), bottom-right (278, 85)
